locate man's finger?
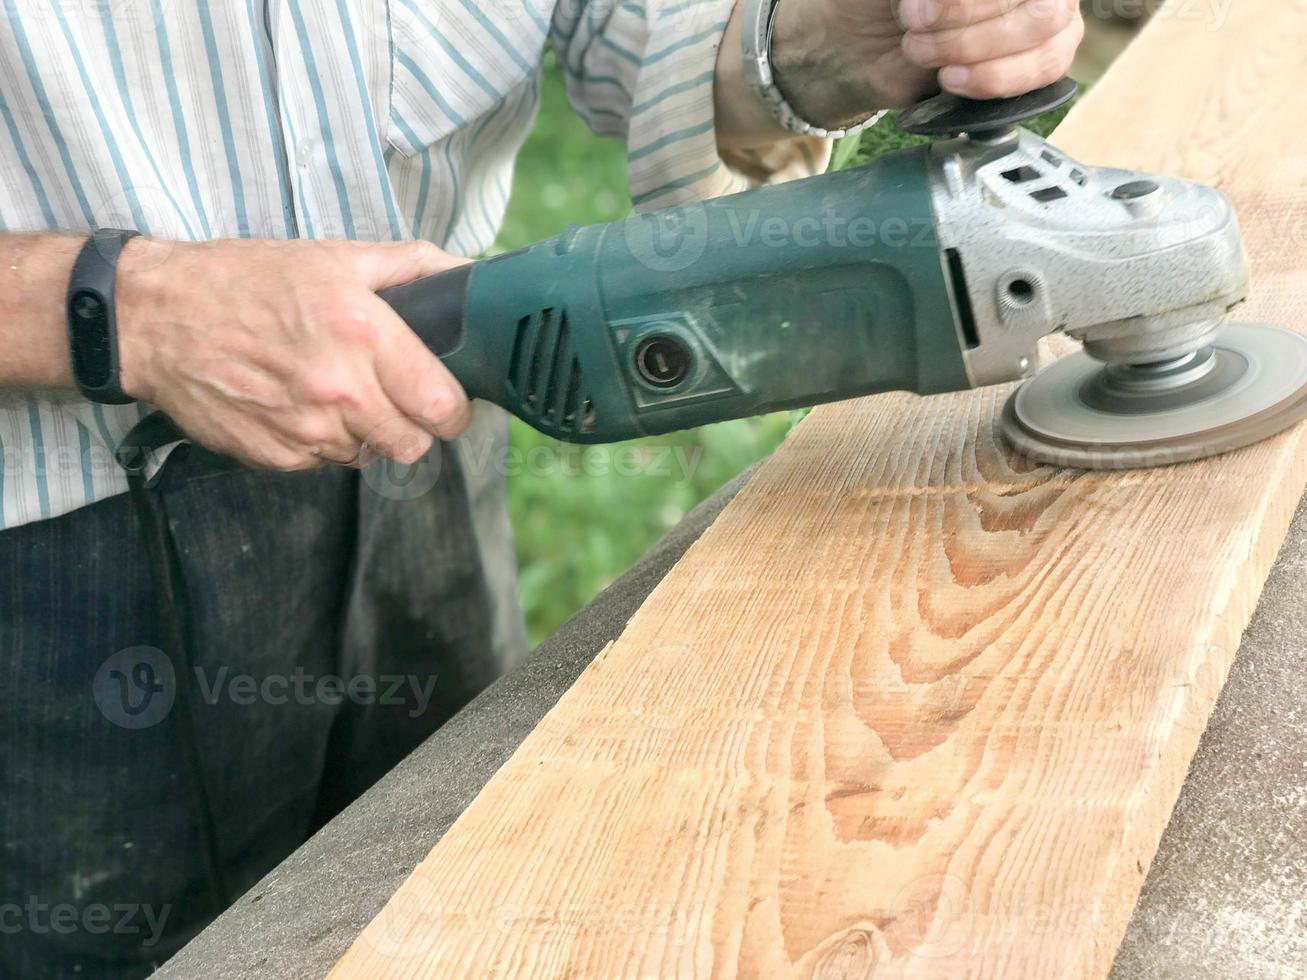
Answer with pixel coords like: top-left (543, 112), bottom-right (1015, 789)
top-left (898, 0), bottom-right (1025, 33)
top-left (371, 300), bottom-right (473, 441)
top-left (356, 239), bottom-right (467, 291)
top-left (937, 15), bottom-right (1083, 99)
top-left (355, 415), bottom-right (436, 467)
top-left (338, 369), bottom-right (440, 465)
top-left (902, 0), bottom-right (1078, 69)
top-left (309, 437), bottom-right (364, 467)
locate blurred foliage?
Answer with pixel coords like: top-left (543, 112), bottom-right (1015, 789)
top-left (508, 415), bottom-right (798, 644)
top-left (494, 59), bottom-right (631, 250)
top-left (499, 59), bottom-right (1074, 644)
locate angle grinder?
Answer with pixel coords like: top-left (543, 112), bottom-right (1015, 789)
top-left (380, 78), bottom-right (1307, 470)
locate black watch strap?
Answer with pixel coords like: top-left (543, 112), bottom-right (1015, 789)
top-left (67, 229), bottom-right (140, 404)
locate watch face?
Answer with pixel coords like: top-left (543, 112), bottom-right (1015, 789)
top-left (69, 287), bottom-right (114, 389)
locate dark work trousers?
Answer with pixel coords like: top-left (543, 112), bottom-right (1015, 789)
top-left (0, 405), bottom-right (525, 978)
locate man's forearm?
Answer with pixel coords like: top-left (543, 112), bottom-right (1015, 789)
top-left (713, 3), bottom-right (794, 151)
top-left (0, 233), bottom-right (83, 390)
top-left (713, 0), bottom-right (1085, 152)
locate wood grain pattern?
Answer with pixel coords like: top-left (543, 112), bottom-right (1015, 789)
top-left (332, 3), bottom-right (1307, 976)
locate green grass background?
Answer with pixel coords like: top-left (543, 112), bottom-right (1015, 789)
top-left (498, 59), bottom-right (1070, 644)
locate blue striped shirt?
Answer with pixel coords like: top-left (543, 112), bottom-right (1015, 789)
top-left (0, 0), bottom-right (825, 530)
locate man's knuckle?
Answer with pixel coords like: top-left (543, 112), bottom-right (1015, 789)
top-left (1048, 0), bottom-right (1076, 36)
top-left (324, 304), bottom-right (379, 345)
top-left (1025, 0), bottom-right (1066, 28)
top-left (282, 413), bottom-right (333, 447)
top-left (1040, 33), bottom-right (1072, 79)
top-left (260, 445), bottom-right (308, 471)
top-left (930, 37), bottom-right (962, 67)
top-left (343, 240), bottom-right (380, 265)
top-left (297, 368), bottom-right (361, 410)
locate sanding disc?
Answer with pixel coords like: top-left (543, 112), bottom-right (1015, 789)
top-left (1000, 322), bottom-right (1307, 470)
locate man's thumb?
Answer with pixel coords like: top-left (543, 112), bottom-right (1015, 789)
top-left (362, 240), bottom-right (467, 290)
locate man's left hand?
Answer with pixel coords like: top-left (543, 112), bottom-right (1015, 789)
top-left (768, 0), bottom-right (1085, 131)
top-left (897, 0), bottom-right (1085, 99)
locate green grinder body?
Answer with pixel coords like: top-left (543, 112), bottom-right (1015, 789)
top-left (381, 146), bottom-right (970, 444)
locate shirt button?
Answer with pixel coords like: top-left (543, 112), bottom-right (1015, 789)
top-left (296, 138), bottom-right (316, 165)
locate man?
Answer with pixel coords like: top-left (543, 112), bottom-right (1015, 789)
top-left (0, 0), bottom-right (1083, 974)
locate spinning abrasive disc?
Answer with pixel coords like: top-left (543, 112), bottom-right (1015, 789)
top-left (1000, 323), bottom-right (1307, 470)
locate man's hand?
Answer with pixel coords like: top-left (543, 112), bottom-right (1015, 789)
top-left (116, 238), bottom-right (471, 471)
top-left (768, 0), bottom-right (1084, 131)
top-left (897, 0), bottom-right (1084, 99)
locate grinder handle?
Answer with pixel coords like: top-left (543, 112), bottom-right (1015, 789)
top-left (377, 260), bottom-right (515, 406)
top-left (376, 263), bottom-right (473, 358)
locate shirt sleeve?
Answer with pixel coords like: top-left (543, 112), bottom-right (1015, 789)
top-left (549, 0), bottom-right (830, 210)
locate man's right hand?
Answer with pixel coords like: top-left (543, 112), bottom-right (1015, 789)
top-left (115, 238), bottom-right (472, 471)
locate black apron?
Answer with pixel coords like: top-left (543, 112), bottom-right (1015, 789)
top-left (0, 408), bottom-right (524, 978)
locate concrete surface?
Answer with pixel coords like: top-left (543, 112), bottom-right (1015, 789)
top-left (153, 469), bottom-right (1306, 979)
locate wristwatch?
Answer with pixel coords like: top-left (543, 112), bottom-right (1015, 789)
top-left (740, 0), bottom-right (884, 139)
top-left (66, 229), bottom-right (140, 404)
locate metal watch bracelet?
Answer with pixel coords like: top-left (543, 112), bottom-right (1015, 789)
top-left (739, 0), bottom-right (885, 139)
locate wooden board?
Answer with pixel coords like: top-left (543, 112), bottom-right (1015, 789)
top-left (332, 3), bottom-right (1307, 976)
